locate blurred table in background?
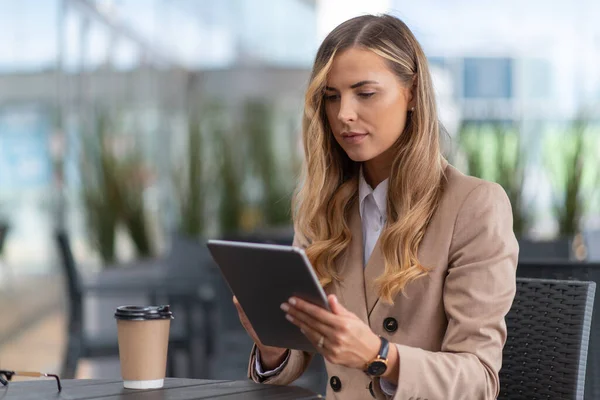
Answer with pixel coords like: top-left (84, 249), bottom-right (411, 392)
top-left (56, 232), bottom-right (217, 379)
top-left (55, 230), bottom-right (326, 394)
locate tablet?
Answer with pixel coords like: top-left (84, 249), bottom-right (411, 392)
top-left (206, 239), bottom-right (330, 353)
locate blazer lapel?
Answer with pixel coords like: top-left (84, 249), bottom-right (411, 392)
top-left (335, 201), bottom-right (369, 322)
top-left (340, 194), bottom-right (385, 319)
top-left (364, 236), bottom-right (385, 316)
top-left (362, 157), bottom-right (448, 317)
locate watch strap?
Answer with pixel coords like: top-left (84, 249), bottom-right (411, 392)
top-left (378, 336), bottom-right (389, 360)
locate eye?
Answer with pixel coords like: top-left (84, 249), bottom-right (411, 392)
top-left (358, 92), bottom-right (375, 99)
top-left (323, 93), bottom-right (340, 101)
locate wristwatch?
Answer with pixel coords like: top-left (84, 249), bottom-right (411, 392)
top-left (365, 336), bottom-right (389, 377)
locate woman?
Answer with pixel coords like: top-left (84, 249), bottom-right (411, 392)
top-left (234, 14), bottom-right (518, 400)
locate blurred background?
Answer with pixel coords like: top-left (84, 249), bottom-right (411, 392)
top-left (0, 0), bottom-right (599, 397)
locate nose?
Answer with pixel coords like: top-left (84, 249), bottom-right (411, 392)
top-left (337, 97), bottom-right (357, 124)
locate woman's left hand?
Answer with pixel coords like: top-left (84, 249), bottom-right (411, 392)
top-left (281, 294), bottom-right (381, 370)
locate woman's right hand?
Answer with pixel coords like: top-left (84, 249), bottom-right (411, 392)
top-left (233, 296), bottom-right (288, 369)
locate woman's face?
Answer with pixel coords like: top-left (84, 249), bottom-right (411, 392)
top-left (324, 47), bottom-right (413, 165)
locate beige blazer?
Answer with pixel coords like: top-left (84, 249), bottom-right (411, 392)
top-left (248, 163), bottom-right (519, 400)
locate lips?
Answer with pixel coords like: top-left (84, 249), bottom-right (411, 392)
top-left (340, 132), bottom-right (368, 144)
top-left (341, 131), bottom-right (368, 138)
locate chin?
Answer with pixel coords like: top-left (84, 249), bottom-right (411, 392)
top-left (343, 149), bottom-right (374, 163)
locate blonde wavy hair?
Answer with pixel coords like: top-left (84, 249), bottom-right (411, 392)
top-left (292, 14), bottom-right (446, 303)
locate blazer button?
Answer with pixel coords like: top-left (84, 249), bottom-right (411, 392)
top-left (330, 376), bottom-right (342, 392)
top-left (368, 381), bottom-right (376, 398)
top-left (383, 317), bottom-right (398, 333)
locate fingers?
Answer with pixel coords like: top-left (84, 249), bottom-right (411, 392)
top-left (295, 319), bottom-right (328, 353)
top-left (282, 302), bottom-right (337, 339)
top-left (286, 297), bottom-right (340, 328)
top-left (328, 294), bottom-right (349, 316)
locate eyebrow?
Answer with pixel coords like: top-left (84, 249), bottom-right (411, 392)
top-left (324, 80), bottom-right (379, 91)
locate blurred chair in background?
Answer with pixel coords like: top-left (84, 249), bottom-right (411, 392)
top-left (0, 223), bottom-right (9, 269)
top-left (54, 230), bottom-right (215, 379)
top-left (0, 223), bottom-right (7, 253)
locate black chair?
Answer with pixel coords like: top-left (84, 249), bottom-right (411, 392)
top-left (500, 277), bottom-right (596, 400)
top-left (517, 262), bottom-right (600, 399)
top-left (162, 234), bottom-right (218, 365)
top-left (55, 231), bottom-right (209, 379)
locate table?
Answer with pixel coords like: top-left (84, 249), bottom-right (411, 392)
top-left (2, 378), bottom-right (323, 399)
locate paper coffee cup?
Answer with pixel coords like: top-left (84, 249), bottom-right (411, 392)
top-left (115, 305), bottom-right (174, 389)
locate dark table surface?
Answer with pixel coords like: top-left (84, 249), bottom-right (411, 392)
top-left (3, 378), bottom-right (323, 400)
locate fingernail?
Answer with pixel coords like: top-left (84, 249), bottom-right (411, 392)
top-left (289, 298), bottom-right (297, 306)
top-left (280, 303), bottom-right (289, 312)
top-left (300, 328), bottom-right (305, 334)
top-left (286, 314), bottom-right (294, 322)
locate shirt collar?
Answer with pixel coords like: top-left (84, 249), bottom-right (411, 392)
top-left (358, 166), bottom-right (389, 219)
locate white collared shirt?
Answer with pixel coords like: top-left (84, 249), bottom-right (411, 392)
top-left (358, 168), bottom-right (397, 395)
top-left (358, 167), bottom-right (389, 266)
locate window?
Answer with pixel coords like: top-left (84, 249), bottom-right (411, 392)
top-left (463, 57), bottom-right (513, 99)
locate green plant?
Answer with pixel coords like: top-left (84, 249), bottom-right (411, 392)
top-left (81, 112), bottom-right (155, 265)
top-left (81, 112), bottom-right (121, 265)
top-left (458, 121), bottom-right (531, 237)
top-left (172, 115), bottom-right (204, 238)
top-left (119, 151), bottom-right (155, 258)
top-left (244, 100), bottom-right (291, 227)
top-left (491, 122), bottom-right (530, 237)
top-left (457, 121), bottom-right (488, 179)
top-left (546, 118), bottom-right (589, 237)
top-left (218, 128), bottom-right (244, 235)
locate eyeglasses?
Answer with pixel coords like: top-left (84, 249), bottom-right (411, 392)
top-left (0, 370), bottom-right (62, 392)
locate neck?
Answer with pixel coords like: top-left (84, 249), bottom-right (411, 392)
top-left (363, 157), bottom-right (391, 188)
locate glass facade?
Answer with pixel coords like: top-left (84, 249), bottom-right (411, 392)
top-left (463, 57), bottom-right (513, 99)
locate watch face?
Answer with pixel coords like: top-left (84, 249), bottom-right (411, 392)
top-left (367, 360), bottom-right (387, 376)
